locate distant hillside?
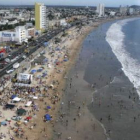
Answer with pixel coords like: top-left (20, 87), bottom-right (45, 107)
top-left (130, 5), bottom-right (140, 9)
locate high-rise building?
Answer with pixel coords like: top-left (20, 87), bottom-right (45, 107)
top-left (128, 8), bottom-right (134, 15)
top-left (35, 2), bottom-right (46, 31)
top-left (119, 5), bottom-right (128, 15)
top-left (96, 4), bottom-right (105, 17)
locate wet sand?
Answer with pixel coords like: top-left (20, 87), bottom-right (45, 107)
top-left (52, 69), bottom-right (107, 140)
top-left (52, 24), bottom-right (111, 140)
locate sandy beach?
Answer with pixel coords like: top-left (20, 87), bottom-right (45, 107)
top-left (14, 20), bottom-right (104, 140)
top-left (23, 22), bottom-right (103, 140)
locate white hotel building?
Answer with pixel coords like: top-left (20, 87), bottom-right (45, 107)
top-left (0, 26), bottom-right (35, 43)
top-left (96, 4), bottom-right (105, 17)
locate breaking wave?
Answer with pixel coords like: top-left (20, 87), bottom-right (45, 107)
top-left (106, 18), bottom-right (140, 96)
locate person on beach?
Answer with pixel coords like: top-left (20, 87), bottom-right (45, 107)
top-left (70, 83), bottom-right (71, 88)
top-left (57, 132), bottom-right (62, 139)
top-left (66, 120), bottom-right (68, 126)
top-left (100, 118), bottom-right (103, 122)
top-left (67, 136), bottom-right (71, 140)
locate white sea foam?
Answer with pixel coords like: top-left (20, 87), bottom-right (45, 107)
top-left (106, 18), bottom-right (140, 96)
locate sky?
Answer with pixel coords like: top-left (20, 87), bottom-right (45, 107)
top-left (0, 0), bottom-right (140, 7)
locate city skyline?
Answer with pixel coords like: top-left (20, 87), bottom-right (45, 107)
top-left (0, 0), bottom-right (140, 7)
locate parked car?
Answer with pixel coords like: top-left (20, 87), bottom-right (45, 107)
top-left (13, 63), bottom-right (20, 69)
top-left (5, 58), bottom-right (11, 63)
top-left (22, 55), bottom-right (27, 59)
top-left (6, 69), bottom-right (14, 74)
top-left (5, 104), bottom-right (15, 109)
top-left (11, 116), bottom-right (22, 121)
top-left (11, 57), bottom-right (17, 62)
top-left (0, 64), bottom-right (5, 69)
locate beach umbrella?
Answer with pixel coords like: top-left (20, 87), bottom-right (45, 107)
top-left (47, 106), bottom-right (51, 109)
top-left (63, 58), bottom-right (68, 62)
top-left (31, 87), bottom-right (36, 93)
top-left (16, 121), bottom-right (22, 126)
top-left (31, 69), bottom-right (37, 74)
top-left (33, 105), bottom-right (38, 110)
top-left (44, 42), bottom-right (48, 47)
top-left (6, 118), bottom-right (11, 121)
top-left (11, 95), bottom-right (17, 99)
top-left (43, 58), bottom-right (48, 63)
top-left (37, 68), bottom-right (43, 72)
top-left (44, 114), bottom-right (51, 121)
top-left (1, 121), bottom-right (7, 125)
top-left (26, 116), bottom-right (32, 120)
top-left (56, 62), bottom-right (60, 65)
top-left (42, 72), bottom-right (47, 77)
top-left (55, 47), bottom-right (60, 51)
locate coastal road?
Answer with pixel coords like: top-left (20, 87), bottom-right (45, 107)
top-left (0, 19), bottom-right (88, 77)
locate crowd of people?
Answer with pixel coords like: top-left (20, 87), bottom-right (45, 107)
top-left (0, 26), bottom-right (85, 140)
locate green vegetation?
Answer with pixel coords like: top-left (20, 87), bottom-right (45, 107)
top-left (0, 21), bottom-right (26, 31)
top-left (54, 37), bottom-right (61, 44)
top-left (62, 32), bottom-right (68, 37)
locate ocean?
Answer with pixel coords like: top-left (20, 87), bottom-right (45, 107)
top-left (86, 18), bottom-right (140, 140)
top-left (106, 18), bottom-right (140, 97)
top-left (53, 18), bottom-right (140, 140)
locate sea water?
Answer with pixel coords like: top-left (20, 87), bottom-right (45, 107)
top-left (106, 18), bottom-right (140, 96)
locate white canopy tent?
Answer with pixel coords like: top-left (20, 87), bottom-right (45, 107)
top-left (17, 73), bottom-right (33, 82)
top-left (33, 96), bottom-right (38, 100)
top-left (25, 101), bottom-right (32, 107)
top-left (14, 83), bottom-right (31, 87)
top-left (13, 97), bottom-right (21, 102)
top-left (28, 95), bottom-right (38, 99)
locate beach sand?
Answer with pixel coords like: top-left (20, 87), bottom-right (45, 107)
top-left (15, 22), bottom-right (106, 140)
top-left (13, 23), bottom-right (101, 140)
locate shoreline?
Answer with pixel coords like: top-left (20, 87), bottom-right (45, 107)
top-left (86, 17), bottom-right (140, 140)
top-left (50, 15), bottom-right (140, 140)
top-left (20, 20), bottom-right (103, 140)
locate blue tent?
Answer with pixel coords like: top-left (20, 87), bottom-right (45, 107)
top-left (37, 75), bottom-right (41, 79)
top-left (63, 58), bottom-right (68, 62)
top-left (11, 95), bottom-right (16, 99)
top-left (31, 69), bottom-right (37, 74)
top-left (47, 106), bottom-right (51, 109)
top-left (42, 73), bottom-right (47, 77)
top-left (44, 42), bottom-right (49, 47)
top-left (44, 114), bottom-right (51, 121)
top-left (37, 68), bottom-right (43, 72)
top-left (54, 59), bottom-right (59, 63)
top-left (31, 87), bottom-right (36, 93)
top-left (1, 121), bottom-right (7, 125)
top-left (55, 47), bottom-right (60, 51)
top-left (43, 58), bottom-right (48, 63)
